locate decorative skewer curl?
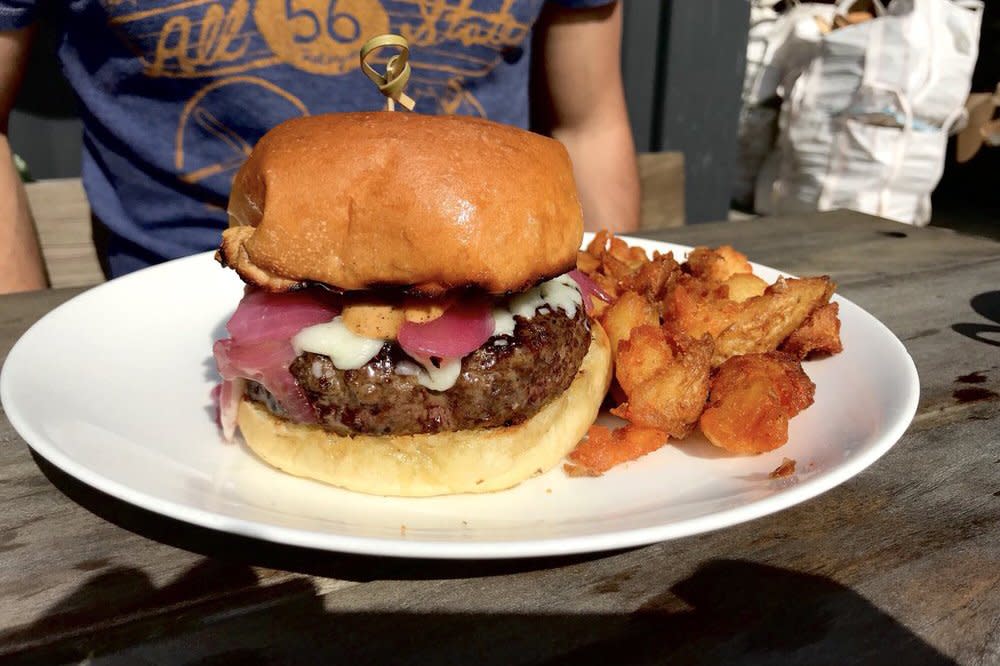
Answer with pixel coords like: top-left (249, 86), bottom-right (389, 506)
top-left (360, 34), bottom-right (416, 112)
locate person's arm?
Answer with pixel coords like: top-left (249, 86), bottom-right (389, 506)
top-left (0, 26), bottom-right (48, 294)
top-left (532, 1), bottom-right (640, 233)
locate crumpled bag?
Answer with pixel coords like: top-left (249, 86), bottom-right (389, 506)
top-left (735, 1), bottom-right (837, 209)
top-left (757, 0), bottom-right (984, 225)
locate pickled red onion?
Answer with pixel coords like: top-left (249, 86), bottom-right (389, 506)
top-left (398, 300), bottom-right (494, 360)
top-left (569, 269), bottom-right (610, 315)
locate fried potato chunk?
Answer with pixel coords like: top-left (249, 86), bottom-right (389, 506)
top-left (574, 232), bottom-right (842, 471)
top-left (586, 230), bottom-right (649, 272)
top-left (565, 424), bottom-right (669, 476)
top-left (607, 235), bottom-right (650, 271)
top-left (581, 231), bottom-right (663, 306)
top-left (780, 302), bottom-right (843, 359)
top-left (585, 229), bottom-right (612, 257)
top-left (711, 277), bottom-right (835, 366)
top-left (724, 273), bottom-right (768, 302)
top-left (622, 251), bottom-right (681, 304)
top-left (600, 291), bottom-right (659, 362)
top-left (685, 245), bottom-right (753, 283)
top-left (663, 277), bottom-right (741, 341)
top-left (611, 325), bottom-right (714, 438)
top-left (700, 352), bottom-right (815, 454)
top-left (576, 250), bottom-right (601, 275)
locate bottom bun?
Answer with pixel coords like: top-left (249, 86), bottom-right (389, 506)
top-left (238, 323), bottom-right (612, 497)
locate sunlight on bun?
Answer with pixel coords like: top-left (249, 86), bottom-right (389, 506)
top-left (221, 112), bottom-right (584, 295)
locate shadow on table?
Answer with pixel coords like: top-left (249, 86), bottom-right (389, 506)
top-left (3, 455), bottom-right (956, 665)
top-left (952, 290), bottom-right (1000, 348)
top-left (0, 559), bottom-right (955, 665)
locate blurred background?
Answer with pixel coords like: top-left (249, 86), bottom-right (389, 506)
top-left (9, 0), bottom-right (998, 235)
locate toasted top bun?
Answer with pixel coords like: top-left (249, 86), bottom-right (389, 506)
top-left (220, 112), bottom-right (584, 295)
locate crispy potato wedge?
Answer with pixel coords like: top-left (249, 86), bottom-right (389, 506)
top-left (611, 324), bottom-right (713, 438)
top-left (589, 299), bottom-right (610, 319)
top-left (780, 302), bottom-right (843, 359)
top-left (711, 277), bottom-right (835, 366)
top-left (565, 424), bottom-right (669, 476)
top-left (716, 246), bottom-right (753, 275)
top-left (700, 352), bottom-right (815, 454)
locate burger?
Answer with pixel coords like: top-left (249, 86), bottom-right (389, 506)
top-left (212, 112), bottom-right (612, 497)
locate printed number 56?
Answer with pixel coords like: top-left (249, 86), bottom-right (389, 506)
top-left (285, 0), bottom-right (361, 44)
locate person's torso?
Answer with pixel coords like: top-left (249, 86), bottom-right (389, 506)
top-left (52, 0), bottom-right (548, 273)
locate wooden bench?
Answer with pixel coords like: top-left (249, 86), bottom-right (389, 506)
top-left (25, 178), bottom-right (100, 290)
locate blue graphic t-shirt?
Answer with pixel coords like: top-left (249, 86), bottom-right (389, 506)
top-left (1, 0), bottom-right (611, 277)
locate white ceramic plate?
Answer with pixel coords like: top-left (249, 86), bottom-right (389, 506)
top-left (1, 236), bottom-right (919, 559)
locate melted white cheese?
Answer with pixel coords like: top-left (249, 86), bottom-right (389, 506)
top-left (492, 307), bottom-right (517, 338)
top-left (292, 316), bottom-right (384, 370)
top-left (507, 274), bottom-right (582, 322)
top-left (414, 357), bottom-right (462, 391)
top-left (291, 275), bottom-right (582, 393)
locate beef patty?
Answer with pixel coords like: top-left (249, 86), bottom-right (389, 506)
top-left (246, 307), bottom-right (591, 436)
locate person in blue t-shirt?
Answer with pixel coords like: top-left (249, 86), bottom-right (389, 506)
top-left (0, 0), bottom-right (639, 294)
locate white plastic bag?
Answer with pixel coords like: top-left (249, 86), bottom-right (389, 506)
top-left (736, 1), bottom-right (837, 209)
top-left (744, 2), bottom-right (838, 106)
top-left (758, 0), bottom-right (984, 225)
top-left (798, 0), bottom-right (982, 126)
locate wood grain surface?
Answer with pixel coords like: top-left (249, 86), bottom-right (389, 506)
top-left (638, 152), bottom-right (685, 230)
top-left (24, 179), bottom-right (102, 290)
top-left (1, 210), bottom-right (998, 664)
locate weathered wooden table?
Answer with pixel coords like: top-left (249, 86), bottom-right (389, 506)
top-left (1, 211), bottom-right (997, 664)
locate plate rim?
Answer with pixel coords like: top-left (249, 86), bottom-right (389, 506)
top-left (1, 237), bottom-right (921, 559)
